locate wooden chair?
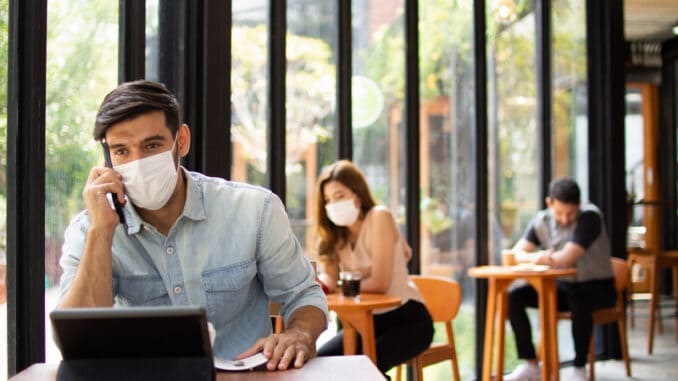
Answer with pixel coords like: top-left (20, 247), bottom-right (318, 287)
top-left (395, 275), bottom-right (461, 381)
top-left (555, 258), bottom-right (631, 381)
top-left (270, 301), bottom-right (284, 333)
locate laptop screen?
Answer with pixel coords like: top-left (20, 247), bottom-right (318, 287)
top-left (50, 306), bottom-right (213, 360)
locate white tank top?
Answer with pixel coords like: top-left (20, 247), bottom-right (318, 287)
top-left (335, 206), bottom-right (423, 313)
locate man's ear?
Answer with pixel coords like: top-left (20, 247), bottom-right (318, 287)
top-left (178, 124), bottom-right (191, 157)
top-left (545, 197), bottom-right (553, 208)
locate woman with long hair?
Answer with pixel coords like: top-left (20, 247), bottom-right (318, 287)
top-left (314, 160), bottom-right (433, 375)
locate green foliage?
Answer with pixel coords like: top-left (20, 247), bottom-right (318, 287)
top-left (231, 25), bottom-right (335, 177)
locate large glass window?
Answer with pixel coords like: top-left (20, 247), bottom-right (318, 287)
top-left (44, 0), bottom-right (118, 363)
top-left (487, 0), bottom-right (538, 368)
top-left (0, 0), bottom-right (8, 379)
top-left (231, 0), bottom-right (269, 186)
top-left (419, 1), bottom-right (476, 379)
top-left (552, 0), bottom-right (588, 194)
top-left (352, 0), bottom-right (406, 233)
top-left (487, 0), bottom-right (538, 252)
top-left (286, 0), bottom-right (337, 255)
top-left (145, 0), bottom-right (159, 81)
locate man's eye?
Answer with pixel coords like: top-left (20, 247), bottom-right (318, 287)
top-left (114, 149), bottom-right (127, 156)
top-left (147, 143), bottom-right (160, 150)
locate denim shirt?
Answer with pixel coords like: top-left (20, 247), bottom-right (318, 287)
top-left (59, 168), bottom-right (328, 360)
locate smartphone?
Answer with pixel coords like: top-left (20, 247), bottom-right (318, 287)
top-left (100, 140), bottom-right (127, 225)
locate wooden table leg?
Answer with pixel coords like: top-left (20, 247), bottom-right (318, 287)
top-left (482, 279), bottom-right (498, 381)
top-left (545, 281), bottom-right (560, 381)
top-left (497, 287), bottom-right (508, 381)
top-left (529, 278), bottom-right (559, 381)
top-left (339, 317), bottom-right (358, 355)
top-left (338, 310), bottom-right (378, 365)
top-left (648, 258), bottom-right (658, 354)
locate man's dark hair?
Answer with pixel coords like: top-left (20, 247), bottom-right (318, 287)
top-left (93, 80), bottom-right (180, 141)
top-left (548, 176), bottom-right (581, 204)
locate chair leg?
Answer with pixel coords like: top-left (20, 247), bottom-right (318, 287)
top-left (588, 336), bottom-right (596, 381)
top-left (407, 358), bottom-right (423, 381)
top-left (395, 364), bottom-right (402, 381)
top-left (618, 317), bottom-right (632, 377)
top-left (449, 327), bottom-right (461, 381)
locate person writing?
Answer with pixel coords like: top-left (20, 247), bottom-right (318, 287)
top-left (504, 177), bottom-right (615, 381)
top-left (57, 80), bottom-right (328, 370)
top-left (313, 160), bottom-right (433, 375)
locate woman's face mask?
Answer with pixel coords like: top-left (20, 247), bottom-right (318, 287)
top-left (114, 139), bottom-right (179, 210)
top-left (325, 198), bottom-right (360, 226)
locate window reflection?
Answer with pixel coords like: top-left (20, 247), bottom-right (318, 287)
top-left (419, 1), bottom-right (476, 379)
top-left (44, 0), bottom-right (119, 363)
top-left (488, 0), bottom-right (538, 253)
top-left (231, 0), bottom-right (269, 185)
top-left (352, 0), bottom-right (406, 230)
top-left (286, 0), bottom-right (337, 255)
top-left (552, 0), bottom-right (588, 190)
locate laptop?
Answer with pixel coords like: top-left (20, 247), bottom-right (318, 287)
top-left (50, 305), bottom-right (213, 359)
top-left (50, 306), bottom-right (215, 381)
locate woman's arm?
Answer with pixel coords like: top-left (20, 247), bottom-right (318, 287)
top-left (359, 208), bottom-right (398, 293)
top-left (317, 256), bottom-right (340, 292)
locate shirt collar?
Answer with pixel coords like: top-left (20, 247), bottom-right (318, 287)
top-left (122, 166), bottom-right (207, 235)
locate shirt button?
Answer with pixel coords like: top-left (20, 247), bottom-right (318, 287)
top-left (166, 246), bottom-right (174, 255)
top-left (174, 286), bottom-right (182, 294)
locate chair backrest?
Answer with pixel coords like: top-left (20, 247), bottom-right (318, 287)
top-left (409, 275), bottom-right (462, 323)
top-left (610, 257), bottom-right (629, 293)
top-left (610, 257), bottom-right (629, 308)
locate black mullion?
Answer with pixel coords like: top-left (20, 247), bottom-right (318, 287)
top-left (335, 0), bottom-right (352, 160)
top-left (182, 0), bottom-right (204, 172)
top-left (586, 0), bottom-right (625, 358)
top-left (660, 37), bottom-right (678, 249)
top-left (201, 0), bottom-right (231, 179)
top-left (404, 0), bottom-right (420, 274)
top-left (118, 0), bottom-right (146, 83)
top-left (158, 0), bottom-right (181, 96)
top-left (267, 0), bottom-right (286, 201)
top-left (7, 0), bottom-right (47, 375)
top-left (473, 0), bottom-right (489, 378)
top-left (536, 0), bottom-right (551, 205)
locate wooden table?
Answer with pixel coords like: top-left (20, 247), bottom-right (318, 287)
top-left (325, 292), bottom-right (401, 365)
top-left (627, 248), bottom-right (678, 354)
top-left (9, 355), bottom-right (385, 381)
top-left (468, 266), bottom-right (577, 381)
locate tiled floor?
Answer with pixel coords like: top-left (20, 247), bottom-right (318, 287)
top-left (585, 304), bottom-right (678, 381)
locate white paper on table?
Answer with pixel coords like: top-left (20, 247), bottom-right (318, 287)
top-left (214, 352), bottom-right (269, 371)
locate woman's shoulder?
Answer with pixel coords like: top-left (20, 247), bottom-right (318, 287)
top-left (366, 205), bottom-right (396, 222)
top-left (364, 206), bottom-right (398, 233)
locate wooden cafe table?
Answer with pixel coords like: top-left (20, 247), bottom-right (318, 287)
top-left (468, 265), bottom-right (576, 381)
top-left (9, 355), bottom-right (386, 381)
top-left (325, 292), bottom-right (401, 365)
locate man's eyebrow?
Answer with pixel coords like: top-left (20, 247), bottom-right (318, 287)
top-left (107, 134), bottom-right (167, 149)
top-left (142, 134), bottom-right (167, 143)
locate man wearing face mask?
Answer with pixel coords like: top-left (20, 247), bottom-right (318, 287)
top-left (57, 80), bottom-right (328, 371)
top-left (504, 177), bottom-right (615, 381)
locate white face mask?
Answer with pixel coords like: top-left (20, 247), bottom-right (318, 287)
top-left (114, 146), bottom-right (178, 210)
top-left (325, 199), bottom-right (360, 226)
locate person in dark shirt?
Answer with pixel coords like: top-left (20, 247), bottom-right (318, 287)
top-left (504, 177), bottom-right (615, 381)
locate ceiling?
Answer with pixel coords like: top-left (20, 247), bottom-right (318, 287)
top-left (625, 0), bottom-right (678, 41)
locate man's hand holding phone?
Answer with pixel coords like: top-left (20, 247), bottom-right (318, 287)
top-left (83, 166), bottom-right (126, 236)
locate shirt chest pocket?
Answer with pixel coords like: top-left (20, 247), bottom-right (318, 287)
top-left (202, 261), bottom-right (257, 328)
top-left (116, 274), bottom-right (171, 306)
